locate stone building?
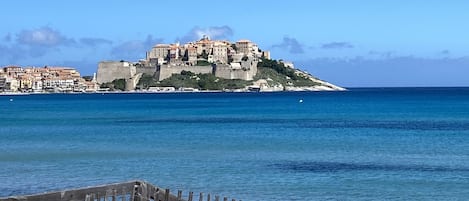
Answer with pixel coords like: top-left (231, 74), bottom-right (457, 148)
top-left (195, 36), bottom-right (213, 55)
top-left (235, 40), bottom-right (254, 55)
top-left (262, 51), bottom-right (271, 59)
top-left (0, 77), bottom-right (6, 91)
top-left (212, 42), bottom-right (228, 64)
top-left (98, 37), bottom-right (266, 87)
top-left (187, 46), bottom-right (198, 65)
top-left (147, 44), bottom-right (171, 64)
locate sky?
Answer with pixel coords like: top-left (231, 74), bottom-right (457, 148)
top-left (1, 0), bottom-right (468, 87)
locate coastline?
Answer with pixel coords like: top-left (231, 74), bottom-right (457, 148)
top-left (4, 87), bottom-right (469, 96)
top-left (0, 87), bottom-right (347, 96)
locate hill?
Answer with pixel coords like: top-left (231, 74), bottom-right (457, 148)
top-left (133, 58), bottom-right (345, 92)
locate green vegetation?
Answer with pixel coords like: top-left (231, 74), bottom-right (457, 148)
top-left (157, 70), bottom-right (249, 90)
top-left (196, 60), bottom-right (212, 66)
top-left (137, 74), bottom-right (158, 89)
top-left (256, 58), bottom-right (321, 87)
top-left (134, 59), bottom-right (322, 91)
top-left (230, 44), bottom-right (237, 51)
top-left (198, 50), bottom-right (209, 59)
top-left (100, 79), bottom-right (126, 91)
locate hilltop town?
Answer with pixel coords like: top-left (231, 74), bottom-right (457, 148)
top-left (0, 37), bottom-right (345, 93)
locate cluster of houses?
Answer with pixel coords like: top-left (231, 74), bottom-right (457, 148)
top-left (96, 36), bottom-right (271, 88)
top-left (145, 35), bottom-right (270, 66)
top-left (0, 66), bottom-right (97, 93)
top-left (0, 37), bottom-right (272, 93)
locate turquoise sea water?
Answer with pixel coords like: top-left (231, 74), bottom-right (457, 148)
top-left (1, 88), bottom-right (469, 200)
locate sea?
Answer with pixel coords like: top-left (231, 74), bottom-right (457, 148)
top-left (1, 88), bottom-right (469, 201)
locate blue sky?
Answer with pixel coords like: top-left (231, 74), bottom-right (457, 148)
top-left (1, 0), bottom-right (468, 87)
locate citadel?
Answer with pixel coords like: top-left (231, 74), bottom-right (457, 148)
top-left (0, 37), bottom-right (344, 93)
top-left (96, 36), bottom-right (271, 90)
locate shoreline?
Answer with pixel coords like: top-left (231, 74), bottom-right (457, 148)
top-left (5, 87), bottom-right (469, 96)
top-left (0, 88), bottom-right (347, 96)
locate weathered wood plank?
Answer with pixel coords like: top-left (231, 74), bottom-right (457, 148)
top-left (0, 180), bottom-right (207, 201)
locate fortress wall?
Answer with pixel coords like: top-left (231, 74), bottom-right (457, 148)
top-left (96, 61), bottom-right (136, 84)
top-left (214, 66), bottom-right (233, 79)
top-left (126, 73), bottom-right (143, 91)
top-left (215, 65), bottom-right (256, 81)
top-left (136, 66), bottom-right (156, 75)
top-left (157, 65), bottom-right (213, 81)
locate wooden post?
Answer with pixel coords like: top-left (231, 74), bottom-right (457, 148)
top-left (207, 194), bottom-right (211, 201)
top-left (164, 189), bottom-right (170, 201)
top-left (199, 192), bottom-right (203, 201)
top-left (177, 190), bottom-right (182, 201)
top-left (112, 189), bottom-right (117, 201)
top-left (215, 195), bottom-right (219, 201)
top-left (188, 191), bottom-right (194, 201)
top-left (130, 187), bottom-right (135, 201)
top-left (223, 197), bottom-right (227, 201)
top-left (232, 199), bottom-right (236, 201)
top-left (121, 188), bottom-right (126, 201)
top-left (154, 190), bottom-right (160, 201)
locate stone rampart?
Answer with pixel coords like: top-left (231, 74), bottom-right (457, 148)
top-left (96, 61), bottom-right (136, 84)
top-left (156, 65), bottom-right (213, 81)
top-left (215, 64), bottom-right (257, 80)
top-left (136, 66), bottom-right (156, 75)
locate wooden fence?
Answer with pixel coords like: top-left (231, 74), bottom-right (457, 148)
top-left (0, 180), bottom-right (241, 201)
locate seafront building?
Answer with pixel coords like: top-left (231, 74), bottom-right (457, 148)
top-left (0, 66), bottom-right (97, 93)
top-left (96, 36), bottom-right (271, 90)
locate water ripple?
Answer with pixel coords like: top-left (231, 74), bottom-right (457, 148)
top-left (116, 118), bottom-right (469, 131)
top-left (271, 161), bottom-right (469, 173)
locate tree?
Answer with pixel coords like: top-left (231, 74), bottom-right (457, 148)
top-left (199, 50), bottom-right (209, 59)
top-left (137, 74), bottom-right (157, 89)
top-left (112, 79), bottom-right (126, 91)
top-left (180, 70), bottom-right (195, 76)
top-left (231, 44), bottom-right (238, 51)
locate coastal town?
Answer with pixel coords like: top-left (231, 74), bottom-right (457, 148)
top-left (0, 37), bottom-right (344, 94)
top-left (0, 66), bottom-right (98, 93)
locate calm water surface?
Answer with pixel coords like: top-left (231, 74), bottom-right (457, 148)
top-left (1, 88), bottom-right (469, 200)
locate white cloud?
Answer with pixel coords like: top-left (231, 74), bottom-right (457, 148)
top-left (321, 42), bottom-right (354, 49)
top-left (178, 26), bottom-right (233, 43)
top-left (80, 38), bottom-right (113, 47)
top-left (16, 26), bottom-right (75, 47)
top-left (272, 36), bottom-right (305, 54)
top-left (111, 35), bottom-right (163, 60)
